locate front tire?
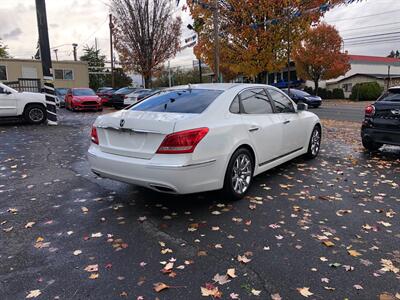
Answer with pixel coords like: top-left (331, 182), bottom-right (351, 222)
top-left (362, 138), bottom-right (382, 152)
top-left (223, 148), bottom-right (254, 200)
top-left (24, 104), bottom-right (46, 124)
top-left (306, 125), bottom-right (321, 159)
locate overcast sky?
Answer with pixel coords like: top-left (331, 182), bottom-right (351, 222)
top-left (1, 0), bottom-right (400, 68)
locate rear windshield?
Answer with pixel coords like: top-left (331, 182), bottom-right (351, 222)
top-left (56, 88), bottom-right (68, 96)
top-left (379, 89), bottom-right (400, 102)
top-left (116, 87), bottom-right (136, 95)
top-left (73, 89), bottom-right (95, 96)
top-left (131, 89), bottom-right (223, 114)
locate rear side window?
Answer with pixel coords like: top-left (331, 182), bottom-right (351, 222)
top-left (267, 89), bottom-right (295, 113)
top-left (131, 89), bottom-right (223, 114)
top-left (379, 89), bottom-right (400, 102)
top-left (240, 89), bottom-right (274, 114)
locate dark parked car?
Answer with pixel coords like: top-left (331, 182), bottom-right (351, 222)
top-left (109, 87), bottom-right (137, 109)
top-left (96, 87), bottom-right (117, 106)
top-left (361, 86), bottom-right (400, 151)
top-left (282, 88), bottom-right (322, 108)
top-left (122, 89), bottom-right (158, 106)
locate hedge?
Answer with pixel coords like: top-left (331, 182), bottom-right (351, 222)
top-left (304, 86), bottom-right (345, 99)
top-left (350, 82), bottom-right (383, 101)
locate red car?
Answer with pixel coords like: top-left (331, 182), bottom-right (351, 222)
top-left (65, 88), bottom-right (103, 111)
top-left (96, 87), bottom-right (116, 106)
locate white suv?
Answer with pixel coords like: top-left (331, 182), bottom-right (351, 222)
top-left (0, 82), bottom-right (47, 124)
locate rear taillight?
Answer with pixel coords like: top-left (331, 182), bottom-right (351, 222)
top-left (365, 105), bottom-right (375, 117)
top-left (156, 128), bottom-right (209, 154)
top-left (91, 126), bottom-right (99, 144)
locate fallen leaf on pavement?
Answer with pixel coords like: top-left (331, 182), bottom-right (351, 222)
top-left (25, 222), bottom-right (35, 229)
top-left (271, 293), bottom-right (282, 300)
top-left (89, 273), bottom-right (99, 279)
top-left (73, 250), bottom-right (82, 256)
top-left (84, 264), bottom-right (98, 272)
top-left (237, 255), bottom-right (251, 264)
top-left (227, 268), bottom-right (237, 278)
top-left (297, 287), bottom-right (313, 298)
top-left (213, 273), bottom-right (230, 285)
top-left (201, 283), bottom-right (222, 298)
top-left (251, 289), bottom-right (261, 296)
top-left (348, 250), bottom-right (362, 257)
top-left (26, 290), bottom-right (41, 298)
top-left (154, 282), bottom-right (169, 293)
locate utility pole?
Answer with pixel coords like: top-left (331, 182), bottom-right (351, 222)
top-left (53, 49), bottom-right (58, 61)
top-left (35, 0), bottom-right (57, 125)
top-left (212, 0), bottom-right (220, 83)
top-left (387, 65), bottom-right (391, 90)
top-left (109, 14), bottom-right (115, 88)
top-left (199, 59), bottom-right (203, 83)
top-left (286, 8), bottom-right (291, 94)
top-left (72, 43), bottom-right (78, 61)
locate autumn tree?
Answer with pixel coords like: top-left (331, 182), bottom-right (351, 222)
top-left (112, 0), bottom-right (182, 88)
top-left (293, 23), bottom-right (350, 94)
top-left (187, 0), bottom-right (359, 81)
top-left (0, 39), bottom-right (11, 58)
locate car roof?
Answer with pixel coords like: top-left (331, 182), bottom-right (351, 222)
top-left (169, 83), bottom-right (278, 91)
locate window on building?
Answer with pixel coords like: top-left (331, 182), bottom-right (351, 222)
top-left (240, 89), bottom-right (274, 114)
top-left (267, 88), bottom-right (295, 113)
top-left (54, 69), bottom-right (74, 80)
top-left (342, 83), bottom-right (352, 93)
top-left (0, 65), bottom-right (7, 81)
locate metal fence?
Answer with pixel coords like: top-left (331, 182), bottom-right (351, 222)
top-left (4, 78), bottom-right (41, 93)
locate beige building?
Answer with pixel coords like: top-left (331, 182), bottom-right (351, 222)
top-left (326, 73), bottom-right (400, 98)
top-left (0, 58), bottom-right (89, 89)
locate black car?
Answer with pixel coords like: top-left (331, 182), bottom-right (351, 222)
top-left (282, 88), bottom-right (322, 108)
top-left (110, 87), bottom-right (137, 109)
top-left (361, 87), bottom-right (400, 151)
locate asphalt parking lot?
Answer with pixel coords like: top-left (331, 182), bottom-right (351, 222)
top-left (0, 106), bottom-right (399, 299)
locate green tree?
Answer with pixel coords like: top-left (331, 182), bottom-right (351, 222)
top-left (80, 45), bottom-right (108, 90)
top-left (105, 68), bottom-right (133, 88)
top-left (0, 39), bottom-right (11, 58)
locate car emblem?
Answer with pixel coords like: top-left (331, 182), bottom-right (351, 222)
top-left (391, 109), bottom-right (400, 116)
top-left (120, 119), bottom-right (125, 127)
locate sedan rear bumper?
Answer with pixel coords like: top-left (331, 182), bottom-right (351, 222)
top-left (361, 126), bottom-right (400, 146)
top-left (87, 145), bottom-right (224, 194)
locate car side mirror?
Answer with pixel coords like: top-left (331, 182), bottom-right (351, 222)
top-left (297, 103), bottom-right (308, 111)
top-left (5, 90), bottom-right (12, 95)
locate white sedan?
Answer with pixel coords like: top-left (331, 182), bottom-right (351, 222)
top-left (88, 84), bottom-right (321, 199)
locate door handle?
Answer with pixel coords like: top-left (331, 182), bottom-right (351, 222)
top-left (249, 127), bottom-right (260, 132)
top-left (283, 120), bottom-right (290, 125)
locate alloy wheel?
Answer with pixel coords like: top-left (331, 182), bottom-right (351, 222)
top-left (310, 128), bottom-right (321, 156)
top-left (29, 108), bottom-right (44, 122)
top-left (231, 154), bottom-right (252, 194)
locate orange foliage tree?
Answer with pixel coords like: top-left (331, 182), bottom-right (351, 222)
top-left (187, 0), bottom-right (357, 81)
top-left (112, 0), bottom-right (182, 88)
top-left (293, 23), bottom-right (350, 94)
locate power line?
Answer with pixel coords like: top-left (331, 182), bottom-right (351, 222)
top-left (343, 31), bottom-right (400, 41)
top-left (326, 9), bottom-right (400, 23)
top-left (340, 21), bottom-right (400, 33)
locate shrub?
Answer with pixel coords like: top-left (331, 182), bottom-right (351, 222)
top-left (304, 86), bottom-right (314, 95)
top-left (332, 88), bottom-right (345, 99)
top-left (350, 82), bottom-right (383, 101)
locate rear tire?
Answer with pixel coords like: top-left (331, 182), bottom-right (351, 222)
top-left (223, 148), bottom-right (254, 200)
top-left (24, 104), bottom-right (46, 124)
top-left (306, 125), bottom-right (321, 159)
top-left (362, 138), bottom-right (382, 152)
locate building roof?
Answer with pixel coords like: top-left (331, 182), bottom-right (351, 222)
top-left (328, 73), bottom-right (400, 85)
top-left (0, 58), bottom-right (88, 65)
top-left (349, 55), bottom-right (400, 64)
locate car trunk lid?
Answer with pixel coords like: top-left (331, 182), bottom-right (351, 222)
top-left (373, 101), bottom-right (400, 130)
top-left (96, 110), bottom-right (196, 159)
